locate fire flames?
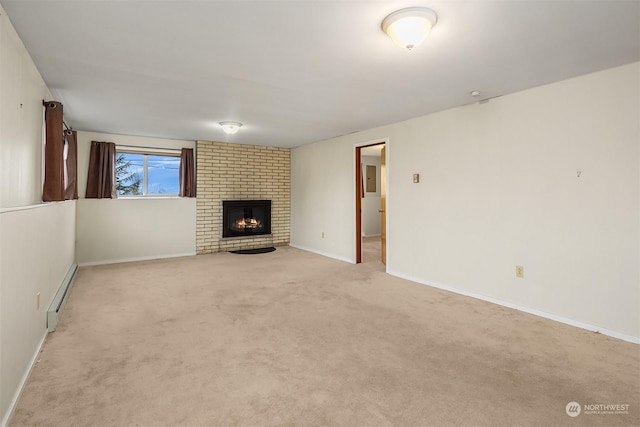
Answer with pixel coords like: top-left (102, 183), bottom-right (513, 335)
top-left (234, 217), bottom-right (262, 229)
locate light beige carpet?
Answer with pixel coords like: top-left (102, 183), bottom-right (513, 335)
top-left (362, 236), bottom-right (382, 264)
top-left (9, 245), bottom-right (639, 426)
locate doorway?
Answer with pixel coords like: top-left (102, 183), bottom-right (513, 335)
top-left (355, 142), bottom-right (386, 265)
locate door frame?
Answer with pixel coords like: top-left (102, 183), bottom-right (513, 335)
top-left (354, 138), bottom-right (389, 265)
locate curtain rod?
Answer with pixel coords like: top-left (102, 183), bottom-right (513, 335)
top-left (42, 99), bottom-right (72, 132)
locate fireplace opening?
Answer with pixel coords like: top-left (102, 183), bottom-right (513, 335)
top-left (222, 200), bottom-right (271, 238)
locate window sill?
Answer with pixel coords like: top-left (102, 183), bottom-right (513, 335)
top-left (116, 196), bottom-right (182, 200)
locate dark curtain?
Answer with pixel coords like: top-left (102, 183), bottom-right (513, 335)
top-left (43, 101), bottom-right (65, 201)
top-left (85, 141), bottom-right (116, 198)
top-left (64, 130), bottom-right (78, 200)
top-left (180, 148), bottom-right (196, 197)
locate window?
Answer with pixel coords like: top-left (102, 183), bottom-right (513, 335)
top-left (115, 149), bottom-right (180, 196)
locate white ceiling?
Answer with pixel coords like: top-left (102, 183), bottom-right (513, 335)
top-left (2, 0), bottom-right (638, 148)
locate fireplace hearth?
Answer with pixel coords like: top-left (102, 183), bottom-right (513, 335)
top-left (222, 200), bottom-right (271, 238)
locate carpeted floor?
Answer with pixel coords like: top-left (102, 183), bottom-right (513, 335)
top-left (9, 245), bottom-right (639, 426)
top-left (362, 236), bottom-right (382, 264)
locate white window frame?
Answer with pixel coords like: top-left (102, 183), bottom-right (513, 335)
top-left (115, 145), bottom-right (181, 197)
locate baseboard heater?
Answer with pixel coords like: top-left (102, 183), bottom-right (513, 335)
top-left (47, 263), bottom-right (78, 332)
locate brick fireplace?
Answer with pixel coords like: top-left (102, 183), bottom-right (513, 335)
top-left (196, 141), bottom-right (290, 254)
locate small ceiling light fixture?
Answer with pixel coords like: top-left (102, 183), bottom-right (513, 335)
top-left (219, 121), bottom-right (243, 135)
top-left (470, 90), bottom-right (481, 97)
top-left (381, 7), bottom-right (438, 50)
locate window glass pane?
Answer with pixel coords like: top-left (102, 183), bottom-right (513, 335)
top-left (147, 155), bottom-right (180, 195)
top-left (115, 153), bottom-right (143, 196)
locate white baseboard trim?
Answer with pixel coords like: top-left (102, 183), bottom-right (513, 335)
top-left (387, 269), bottom-right (640, 345)
top-left (78, 252), bottom-right (197, 267)
top-left (47, 263), bottom-right (78, 332)
top-left (1, 332), bottom-right (47, 427)
top-left (289, 244), bottom-right (354, 264)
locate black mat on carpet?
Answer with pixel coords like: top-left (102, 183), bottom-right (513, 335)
top-left (229, 247), bottom-right (276, 255)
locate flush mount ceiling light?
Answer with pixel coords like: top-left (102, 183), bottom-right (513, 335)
top-left (219, 121), bottom-right (242, 135)
top-left (381, 7), bottom-right (438, 50)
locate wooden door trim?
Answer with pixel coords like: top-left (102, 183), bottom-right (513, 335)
top-left (355, 141), bottom-right (385, 264)
top-left (355, 148), bottom-right (362, 264)
top-left (381, 145), bottom-right (386, 265)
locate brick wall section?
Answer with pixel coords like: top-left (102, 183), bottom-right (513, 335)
top-left (196, 141), bottom-right (290, 254)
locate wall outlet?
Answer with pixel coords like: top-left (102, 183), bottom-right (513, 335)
top-left (36, 292), bottom-right (41, 310)
top-left (413, 173), bottom-right (420, 183)
top-left (321, 232), bottom-right (324, 238)
top-left (516, 266), bottom-right (524, 278)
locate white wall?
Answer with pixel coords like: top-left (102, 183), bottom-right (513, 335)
top-left (75, 131), bottom-right (196, 265)
top-left (362, 155), bottom-right (381, 236)
top-left (0, 203), bottom-right (76, 423)
top-left (291, 137), bottom-right (357, 262)
top-left (76, 198), bottom-right (196, 265)
top-left (0, 5), bottom-right (51, 208)
top-left (291, 62), bottom-right (640, 341)
top-left (0, 5), bottom-right (77, 424)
